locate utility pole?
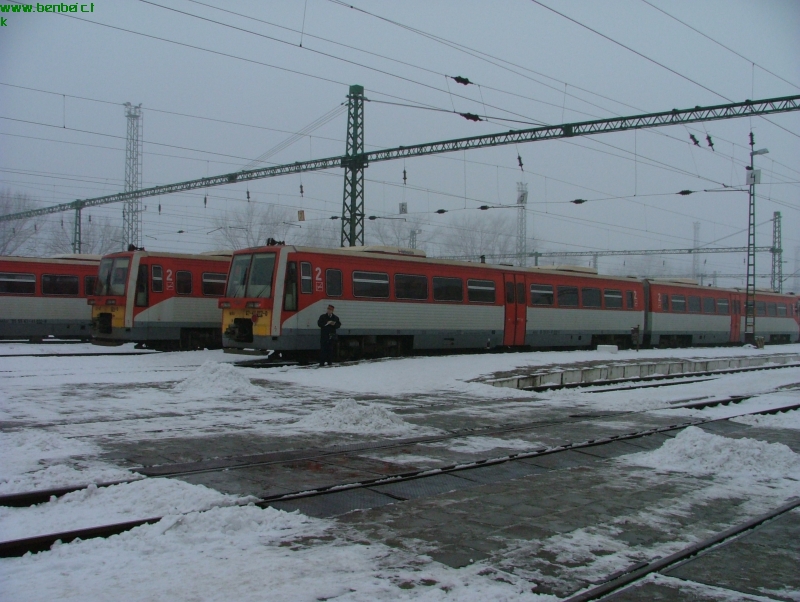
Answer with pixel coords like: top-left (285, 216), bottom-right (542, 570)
top-left (340, 85), bottom-right (366, 247)
top-left (123, 103), bottom-right (143, 250)
top-left (516, 182), bottom-right (528, 267)
top-left (71, 203), bottom-right (82, 253)
top-left (771, 211), bottom-right (782, 292)
top-left (746, 133), bottom-right (768, 344)
top-left (795, 247), bottom-right (800, 293)
top-left (692, 222), bottom-right (700, 280)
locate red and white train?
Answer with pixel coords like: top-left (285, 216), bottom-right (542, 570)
top-left (88, 249), bottom-right (231, 350)
top-left (219, 244), bottom-right (800, 359)
top-left (0, 254), bottom-right (101, 341)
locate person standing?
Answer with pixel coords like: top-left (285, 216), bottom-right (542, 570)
top-left (317, 304), bottom-right (341, 366)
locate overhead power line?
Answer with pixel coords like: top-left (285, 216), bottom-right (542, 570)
top-left (2, 93), bottom-right (798, 224)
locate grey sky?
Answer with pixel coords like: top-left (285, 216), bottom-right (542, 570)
top-left (1, 0), bottom-right (798, 286)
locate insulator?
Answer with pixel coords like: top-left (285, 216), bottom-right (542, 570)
top-left (517, 155), bottom-right (524, 171)
top-left (689, 134), bottom-right (700, 146)
top-left (460, 112), bottom-right (481, 122)
top-left (246, 189), bottom-right (250, 201)
top-left (706, 134), bottom-right (714, 150)
top-left (435, 209), bottom-right (447, 214)
top-left (402, 169), bottom-right (407, 184)
top-left (88, 215), bottom-right (92, 223)
top-left (204, 195), bottom-right (207, 207)
top-left (158, 204), bottom-right (161, 215)
top-left (452, 76), bottom-right (472, 85)
top-left (300, 184), bottom-right (304, 197)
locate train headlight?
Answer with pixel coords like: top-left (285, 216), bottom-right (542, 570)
top-left (246, 301), bottom-right (260, 308)
top-left (219, 301), bottom-right (231, 308)
top-left (87, 298), bottom-right (96, 305)
top-left (106, 299), bottom-right (116, 305)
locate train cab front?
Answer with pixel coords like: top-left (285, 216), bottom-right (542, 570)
top-left (87, 254), bottom-right (132, 346)
top-left (220, 250), bottom-right (278, 352)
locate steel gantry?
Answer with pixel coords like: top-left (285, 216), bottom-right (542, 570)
top-left (2, 93), bottom-right (799, 250)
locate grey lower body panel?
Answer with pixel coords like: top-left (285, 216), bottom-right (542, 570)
top-left (0, 319), bottom-right (92, 340)
top-left (93, 322), bottom-right (219, 343)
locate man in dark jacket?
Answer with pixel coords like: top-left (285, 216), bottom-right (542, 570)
top-left (317, 304), bottom-right (341, 366)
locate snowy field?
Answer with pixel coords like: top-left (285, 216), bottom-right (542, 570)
top-left (1, 342), bottom-right (799, 601)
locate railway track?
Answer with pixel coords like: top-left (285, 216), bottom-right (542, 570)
top-left (2, 399), bottom-right (798, 558)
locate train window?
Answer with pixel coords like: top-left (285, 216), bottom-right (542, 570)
top-left (135, 265), bottom-right (148, 307)
top-left (395, 274), bottom-right (428, 300)
top-left (626, 291), bottom-right (635, 309)
top-left (467, 279), bottom-right (495, 303)
top-left (0, 272), bottom-right (35, 295)
top-left (702, 298), bottom-right (715, 314)
top-left (176, 271), bottom-right (192, 295)
top-left (582, 288), bottom-right (601, 308)
top-left (557, 286), bottom-right (578, 307)
top-left (42, 274), bottom-right (79, 296)
top-left (516, 282), bottom-right (525, 305)
top-left (326, 269), bottom-right (342, 297)
top-left (756, 301), bottom-right (766, 316)
top-left (284, 262), bottom-right (297, 311)
top-left (95, 257), bottom-right (130, 296)
top-left (767, 303), bottom-right (777, 317)
top-left (202, 273), bottom-right (226, 296)
top-left (717, 299), bottom-right (729, 315)
top-left (671, 295), bottom-right (686, 312)
top-left (300, 262), bottom-right (312, 294)
top-left (505, 282), bottom-right (514, 303)
top-left (247, 253), bottom-right (276, 298)
top-left (604, 289), bottom-right (623, 309)
top-left (152, 265), bottom-right (163, 293)
top-left (353, 271), bottom-right (389, 298)
top-left (530, 284), bottom-right (554, 306)
top-left (777, 303), bottom-right (787, 317)
top-left (84, 276), bottom-right (97, 296)
top-left (662, 294), bottom-right (670, 311)
top-left (226, 254), bottom-right (251, 298)
top-left (433, 277), bottom-right (463, 302)
top-left (688, 296), bottom-right (701, 313)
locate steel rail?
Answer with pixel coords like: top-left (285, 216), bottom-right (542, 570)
top-left (2, 399), bottom-right (799, 558)
top-left (562, 496), bottom-right (800, 602)
top-left (2, 94), bottom-right (798, 223)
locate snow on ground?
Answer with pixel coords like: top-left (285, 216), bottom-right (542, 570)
top-left (0, 342), bottom-right (159, 355)
top-left (505, 426), bottom-right (800, 588)
top-left (1, 343), bottom-right (799, 601)
top-left (0, 504), bottom-right (556, 602)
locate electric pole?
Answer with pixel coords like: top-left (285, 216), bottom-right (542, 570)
top-left (123, 103), bottom-right (143, 250)
top-left (516, 182), bottom-right (528, 267)
top-left (340, 85), bottom-right (366, 247)
top-left (746, 133), bottom-right (768, 344)
top-left (771, 211), bottom-right (782, 292)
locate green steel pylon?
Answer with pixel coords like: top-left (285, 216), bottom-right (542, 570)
top-left (341, 85), bottom-right (366, 247)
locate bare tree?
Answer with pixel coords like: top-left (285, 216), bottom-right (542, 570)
top-left (436, 212), bottom-right (516, 259)
top-left (293, 218), bottom-right (340, 248)
top-left (0, 189), bottom-right (38, 255)
top-left (44, 215), bottom-right (122, 256)
top-left (211, 202), bottom-right (296, 250)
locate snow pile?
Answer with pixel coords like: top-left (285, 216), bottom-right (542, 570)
top-left (0, 478), bottom-right (255, 541)
top-left (173, 361), bottom-right (262, 397)
top-left (620, 426), bottom-right (800, 480)
top-left (0, 464), bottom-right (135, 496)
top-left (0, 504), bottom-right (553, 602)
top-left (293, 399), bottom-right (416, 435)
top-left (731, 409), bottom-right (800, 430)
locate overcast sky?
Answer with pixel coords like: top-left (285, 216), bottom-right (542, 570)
top-left (1, 0), bottom-right (798, 287)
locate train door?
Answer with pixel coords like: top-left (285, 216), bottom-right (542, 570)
top-left (730, 296), bottom-right (741, 343)
top-left (503, 274), bottom-right (527, 346)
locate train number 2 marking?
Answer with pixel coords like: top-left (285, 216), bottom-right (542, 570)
top-left (166, 269), bottom-right (174, 291)
top-left (315, 267), bottom-right (323, 292)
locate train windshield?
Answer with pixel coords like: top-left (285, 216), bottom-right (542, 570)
top-left (95, 257), bottom-right (130, 296)
top-left (226, 252), bottom-right (276, 298)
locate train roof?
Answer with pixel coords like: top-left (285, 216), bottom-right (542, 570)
top-left (242, 245), bottom-right (639, 283)
top-left (101, 250), bottom-right (232, 261)
top-left (0, 254), bottom-right (101, 265)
